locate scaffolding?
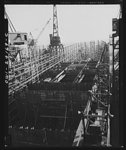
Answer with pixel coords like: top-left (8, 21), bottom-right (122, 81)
top-left (8, 41), bottom-right (106, 98)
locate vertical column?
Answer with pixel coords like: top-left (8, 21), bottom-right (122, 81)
top-left (97, 41), bottom-right (99, 61)
top-left (75, 43), bottom-right (77, 60)
top-left (109, 35), bottom-right (113, 75)
top-left (84, 42), bottom-right (86, 59)
top-left (4, 17), bottom-right (9, 146)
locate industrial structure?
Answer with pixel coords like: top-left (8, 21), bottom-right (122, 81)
top-left (4, 4), bottom-right (121, 147)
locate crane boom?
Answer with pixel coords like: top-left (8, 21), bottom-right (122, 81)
top-left (4, 9), bottom-right (16, 32)
top-left (36, 18), bottom-right (51, 41)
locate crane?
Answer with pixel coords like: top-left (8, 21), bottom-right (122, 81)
top-left (49, 4), bottom-right (61, 47)
top-left (4, 9), bottom-right (16, 33)
top-left (4, 9), bottom-right (21, 62)
top-left (28, 18), bottom-right (51, 46)
top-left (49, 4), bottom-right (64, 55)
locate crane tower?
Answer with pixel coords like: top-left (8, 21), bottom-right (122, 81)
top-left (49, 4), bottom-right (64, 56)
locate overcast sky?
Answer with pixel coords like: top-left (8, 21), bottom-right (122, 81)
top-left (5, 5), bottom-right (120, 46)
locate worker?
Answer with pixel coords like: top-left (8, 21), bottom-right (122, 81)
top-left (92, 82), bottom-right (97, 93)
